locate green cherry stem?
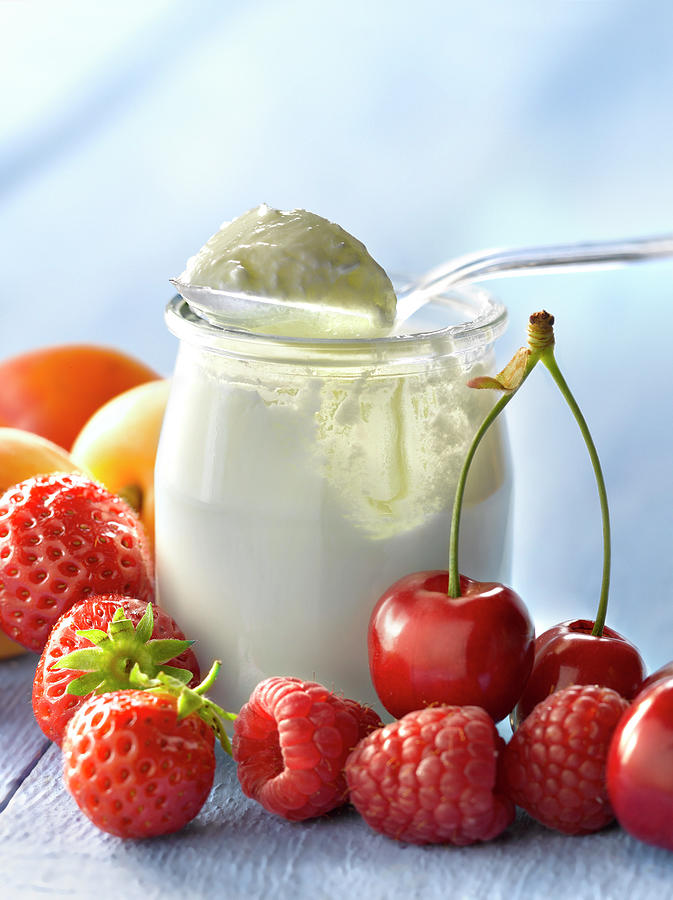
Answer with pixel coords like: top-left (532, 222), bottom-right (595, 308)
top-left (448, 392), bottom-right (517, 597)
top-left (537, 347), bottom-right (611, 636)
top-left (447, 309), bottom-right (611, 640)
top-left (447, 311), bottom-right (553, 599)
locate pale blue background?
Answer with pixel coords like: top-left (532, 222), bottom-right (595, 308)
top-left (1, 2), bottom-right (672, 896)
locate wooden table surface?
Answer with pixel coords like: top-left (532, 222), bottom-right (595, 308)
top-left (2, 645), bottom-right (672, 900)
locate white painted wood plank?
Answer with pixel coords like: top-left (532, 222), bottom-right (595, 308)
top-left (0, 740), bottom-right (671, 900)
top-left (0, 654), bottom-right (49, 810)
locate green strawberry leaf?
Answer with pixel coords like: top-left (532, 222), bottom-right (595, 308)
top-left (53, 647), bottom-right (105, 672)
top-left (56, 604), bottom-right (196, 698)
top-left (136, 661), bottom-right (237, 754)
top-left (128, 661), bottom-right (152, 689)
top-left (177, 689), bottom-right (204, 719)
top-left (214, 706), bottom-right (238, 722)
top-left (147, 638), bottom-right (195, 665)
top-left (73, 628), bottom-right (110, 646)
top-left (158, 665), bottom-right (193, 684)
top-left (134, 603), bottom-right (154, 644)
top-left (67, 671), bottom-right (106, 696)
top-left (52, 604), bottom-right (237, 754)
top-left (108, 611), bottom-right (135, 639)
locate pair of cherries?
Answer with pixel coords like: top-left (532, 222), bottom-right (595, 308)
top-left (368, 313), bottom-right (673, 851)
top-left (369, 311), bottom-right (644, 732)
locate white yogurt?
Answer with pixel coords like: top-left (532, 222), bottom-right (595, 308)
top-left (155, 289), bottom-right (512, 713)
top-left (176, 204), bottom-right (397, 338)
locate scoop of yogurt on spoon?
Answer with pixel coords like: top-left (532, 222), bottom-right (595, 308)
top-left (173, 205), bottom-right (673, 339)
top-left (172, 204), bottom-right (397, 338)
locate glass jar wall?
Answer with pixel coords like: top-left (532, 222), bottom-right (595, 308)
top-left (155, 287), bottom-right (512, 713)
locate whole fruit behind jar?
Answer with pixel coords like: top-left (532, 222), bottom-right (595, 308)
top-left (0, 344), bottom-right (160, 450)
top-left (71, 379), bottom-right (169, 550)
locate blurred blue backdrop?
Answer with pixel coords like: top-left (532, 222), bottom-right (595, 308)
top-left (1, 1), bottom-right (672, 668)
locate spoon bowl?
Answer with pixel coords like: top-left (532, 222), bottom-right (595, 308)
top-left (173, 232), bottom-right (673, 338)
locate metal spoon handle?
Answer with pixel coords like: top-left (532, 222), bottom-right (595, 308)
top-left (397, 233), bottom-right (673, 322)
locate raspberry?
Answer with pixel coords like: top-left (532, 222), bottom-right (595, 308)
top-left (339, 696), bottom-right (384, 742)
top-left (232, 676), bottom-right (382, 821)
top-left (502, 683), bottom-right (630, 834)
top-left (344, 705), bottom-right (514, 845)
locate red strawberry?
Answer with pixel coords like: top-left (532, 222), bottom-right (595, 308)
top-left (32, 595), bottom-right (200, 745)
top-left (0, 472), bottom-right (154, 651)
top-left (345, 705), bottom-right (513, 845)
top-left (502, 683), bottom-right (629, 834)
top-left (63, 689), bottom-right (216, 839)
top-left (232, 676), bottom-right (382, 821)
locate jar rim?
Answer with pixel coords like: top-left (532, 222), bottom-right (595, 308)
top-left (165, 281), bottom-right (507, 359)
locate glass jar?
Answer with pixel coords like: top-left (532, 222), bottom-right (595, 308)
top-left (155, 286), bottom-right (512, 713)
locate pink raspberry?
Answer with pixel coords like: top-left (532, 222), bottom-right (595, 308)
top-left (344, 705), bottom-right (514, 845)
top-left (339, 696), bottom-right (385, 742)
top-left (232, 676), bottom-right (382, 821)
top-left (502, 683), bottom-right (629, 834)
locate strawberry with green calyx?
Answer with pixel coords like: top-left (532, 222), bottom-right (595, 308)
top-left (33, 596), bottom-right (200, 745)
top-left (127, 659), bottom-right (238, 754)
top-left (466, 311), bottom-right (644, 724)
top-left (63, 663), bottom-right (237, 839)
top-left (55, 602), bottom-right (195, 695)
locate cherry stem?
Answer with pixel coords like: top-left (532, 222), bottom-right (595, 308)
top-left (448, 310), bottom-right (610, 636)
top-left (537, 348), bottom-right (611, 636)
top-left (448, 360), bottom-right (537, 598)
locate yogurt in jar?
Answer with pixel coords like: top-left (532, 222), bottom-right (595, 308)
top-left (156, 209), bottom-right (512, 713)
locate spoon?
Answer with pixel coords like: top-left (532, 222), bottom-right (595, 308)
top-left (394, 233), bottom-right (673, 327)
top-left (172, 232), bottom-right (673, 337)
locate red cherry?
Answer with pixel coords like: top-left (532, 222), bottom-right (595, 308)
top-left (512, 619), bottom-right (645, 727)
top-left (638, 661), bottom-right (673, 695)
top-left (607, 675), bottom-right (673, 851)
top-left (368, 570), bottom-right (534, 722)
